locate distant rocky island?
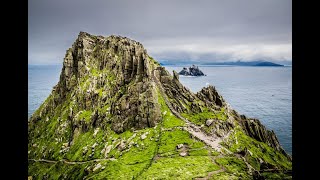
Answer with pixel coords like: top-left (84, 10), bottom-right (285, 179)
top-left (178, 65), bottom-right (205, 76)
top-left (201, 60), bottom-right (284, 66)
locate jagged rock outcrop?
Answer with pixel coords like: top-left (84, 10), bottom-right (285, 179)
top-left (154, 67), bottom-right (199, 113)
top-left (239, 116), bottom-right (291, 159)
top-left (196, 85), bottom-right (226, 107)
top-left (178, 65), bottom-right (205, 76)
top-left (28, 32), bottom-right (291, 179)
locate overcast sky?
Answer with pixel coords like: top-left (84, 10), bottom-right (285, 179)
top-left (29, 0), bottom-right (292, 65)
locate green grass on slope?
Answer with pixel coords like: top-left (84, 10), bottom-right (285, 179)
top-left (158, 129), bottom-right (207, 156)
top-left (28, 95), bottom-right (74, 161)
top-left (181, 108), bottom-right (227, 125)
top-left (157, 88), bottom-right (185, 128)
top-left (260, 172), bottom-right (292, 179)
top-left (28, 161), bottom-right (88, 180)
top-left (119, 128), bottom-right (159, 165)
top-left (138, 156), bottom-right (220, 179)
top-left (222, 127), bottom-right (292, 171)
top-left (65, 128), bottom-right (114, 161)
top-left (86, 160), bottom-right (149, 180)
top-left (215, 157), bottom-right (249, 178)
top-left (29, 127), bottom-right (159, 179)
top-left (209, 172), bottom-right (239, 180)
top-left (78, 110), bottom-right (93, 123)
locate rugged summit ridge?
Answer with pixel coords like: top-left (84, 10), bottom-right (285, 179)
top-left (28, 32), bottom-right (291, 179)
top-left (35, 32), bottom-right (161, 134)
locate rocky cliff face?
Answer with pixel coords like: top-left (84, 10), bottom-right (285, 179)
top-left (28, 32), bottom-right (291, 179)
top-left (31, 32), bottom-right (161, 134)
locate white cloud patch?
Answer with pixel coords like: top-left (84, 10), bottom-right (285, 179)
top-left (144, 38), bottom-right (291, 62)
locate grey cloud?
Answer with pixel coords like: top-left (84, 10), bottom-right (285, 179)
top-left (29, 0), bottom-right (291, 64)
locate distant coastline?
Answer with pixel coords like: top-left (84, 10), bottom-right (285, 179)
top-left (202, 61), bottom-right (284, 66)
top-left (160, 60), bottom-right (286, 67)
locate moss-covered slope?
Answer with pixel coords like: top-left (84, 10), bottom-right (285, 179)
top-left (28, 32), bottom-right (291, 179)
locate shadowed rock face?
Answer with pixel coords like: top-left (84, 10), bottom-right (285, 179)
top-left (31, 32), bottom-right (162, 134)
top-left (196, 86), bottom-right (225, 107)
top-left (28, 32), bottom-right (291, 179)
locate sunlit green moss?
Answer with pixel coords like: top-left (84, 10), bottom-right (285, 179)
top-left (78, 110), bottom-right (93, 123)
top-left (28, 161), bottom-right (90, 180)
top-left (181, 108), bottom-right (227, 125)
top-left (157, 87), bottom-right (185, 128)
top-left (211, 150), bottom-right (220, 156)
top-left (158, 129), bottom-right (206, 156)
top-left (88, 160), bottom-right (149, 179)
top-left (260, 172), bottom-right (292, 179)
top-left (139, 156), bottom-right (220, 179)
top-left (119, 128), bottom-right (159, 165)
top-left (91, 67), bottom-right (104, 78)
top-left (223, 127), bottom-right (292, 171)
top-left (209, 172), bottom-right (239, 180)
top-left (215, 157), bottom-right (249, 178)
top-left (98, 88), bottom-right (103, 97)
top-left (188, 148), bottom-right (209, 156)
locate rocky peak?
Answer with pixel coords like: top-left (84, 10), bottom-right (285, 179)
top-left (34, 32), bottom-right (162, 134)
top-left (57, 32), bottom-right (153, 93)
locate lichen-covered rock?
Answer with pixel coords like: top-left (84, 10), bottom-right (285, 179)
top-left (196, 85), bottom-right (225, 107)
top-left (140, 132), bottom-right (149, 140)
top-left (179, 152), bottom-right (188, 157)
top-left (206, 119), bottom-right (214, 126)
top-left (93, 163), bottom-right (102, 172)
top-left (117, 141), bottom-right (126, 151)
top-left (176, 144), bottom-right (184, 149)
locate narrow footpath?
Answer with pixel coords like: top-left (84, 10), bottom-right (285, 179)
top-left (151, 70), bottom-right (230, 152)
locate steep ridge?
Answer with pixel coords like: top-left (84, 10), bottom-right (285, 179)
top-left (28, 32), bottom-right (291, 179)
